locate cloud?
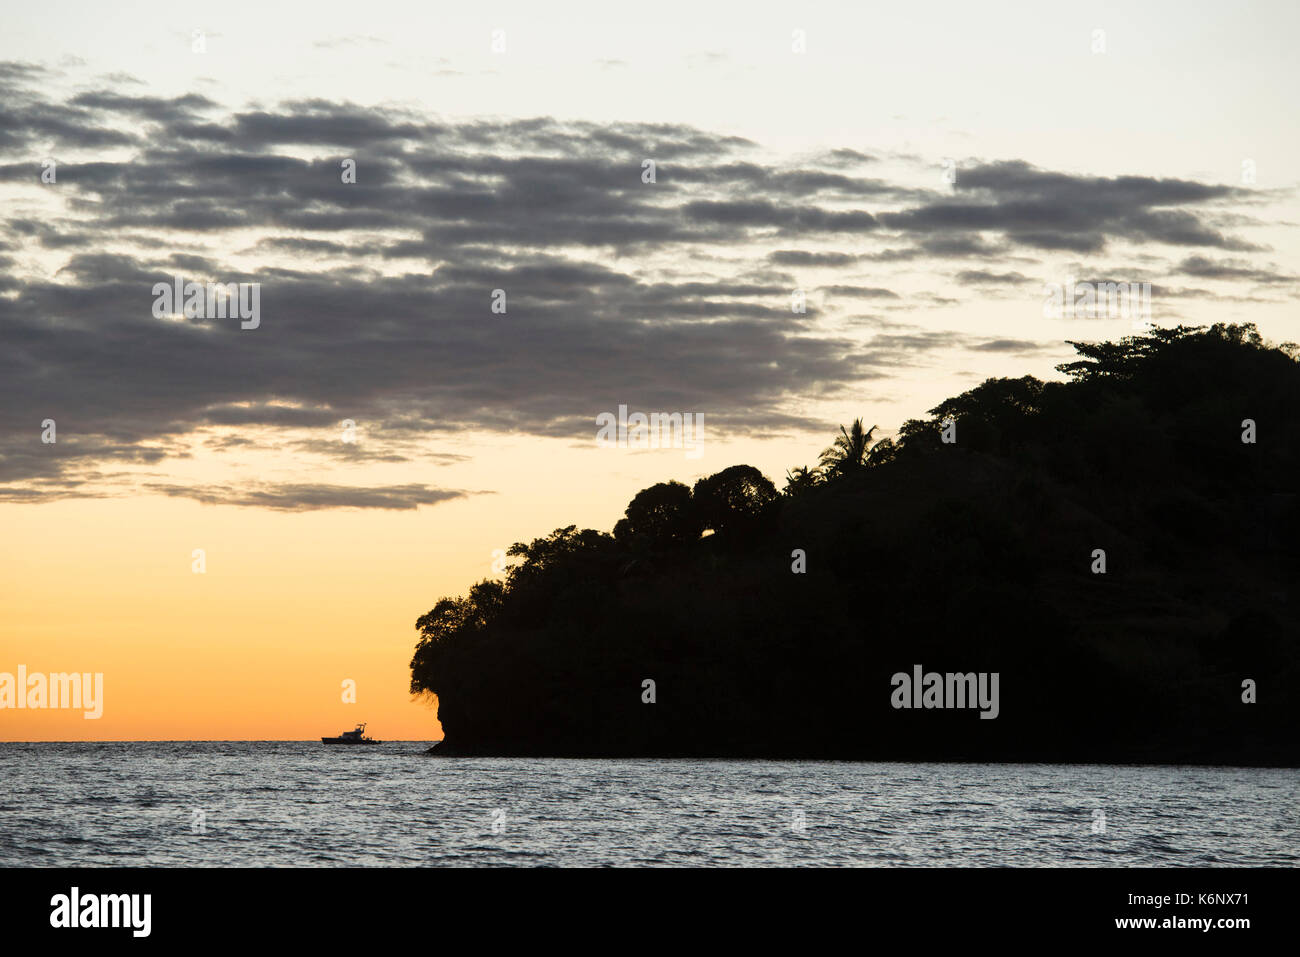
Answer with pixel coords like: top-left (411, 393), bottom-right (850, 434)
top-left (144, 482), bottom-right (472, 511)
top-left (820, 285), bottom-right (901, 299)
top-left (955, 270), bottom-right (1033, 285)
top-left (1177, 255), bottom-right (1296, 284)
top-left (68, 91), bottom-right (218, 122)
top-left (822, 148), bottom-right (876, 167)
top-left (969, 338), bottom-right (1051, 353)
top-left (768, 250), bottom-right (859, 267)
top-left (0, 65), bottom-right (1286, 506)
top-left (682, 199), bottom-right (879, 232)
top-left (881, 159), bottom-right (1257, 253)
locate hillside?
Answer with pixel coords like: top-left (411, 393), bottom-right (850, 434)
top-left (410, 324), bottom-right (1300, 764)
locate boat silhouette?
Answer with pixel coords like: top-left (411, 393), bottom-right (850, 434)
top-left (321, 722), bottom-right (382, 745)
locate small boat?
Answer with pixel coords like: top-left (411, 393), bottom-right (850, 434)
top-left (321, 722), bottom-right (382, 745)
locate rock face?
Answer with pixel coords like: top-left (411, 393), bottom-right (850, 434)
top-left (410, 325), bottom-right (1300, 764)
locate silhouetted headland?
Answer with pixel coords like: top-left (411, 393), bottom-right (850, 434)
top-left (411, 324), bottom-right (1299, 764)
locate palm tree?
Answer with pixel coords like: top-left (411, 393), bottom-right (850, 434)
top-left (819, 419), bottom-right (877, 476)
top-left (783, 464), bottom-right (822, 495)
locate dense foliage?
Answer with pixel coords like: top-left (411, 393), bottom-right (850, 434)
top-left (412, 324), bottom-right (1299, 762)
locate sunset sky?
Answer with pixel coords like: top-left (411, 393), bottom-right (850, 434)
top-left (2, 0), bottom-right (1297, 739)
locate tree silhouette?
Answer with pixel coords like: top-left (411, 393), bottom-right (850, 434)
top-left (819, 418), bottom-right (878, 477)
top-left (783, 464), bottom-right (822, 495)
top-left (614, 480), bottom-right (700, 548)
top-left (865, 436), bottom-right (896, 468)
top-left (411, 324), bottom-right (1300, 763)
top-left (692, 465), bottom-right (778, 536)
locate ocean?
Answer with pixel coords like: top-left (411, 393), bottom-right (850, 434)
top-left (1, 742), bottom-right (1296, 866)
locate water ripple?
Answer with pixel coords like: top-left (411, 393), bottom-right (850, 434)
top-left (0, 742), bottom-right (1296, 866)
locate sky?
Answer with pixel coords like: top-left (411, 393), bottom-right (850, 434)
top-left (1, 0), bottom-right (1297, 739)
